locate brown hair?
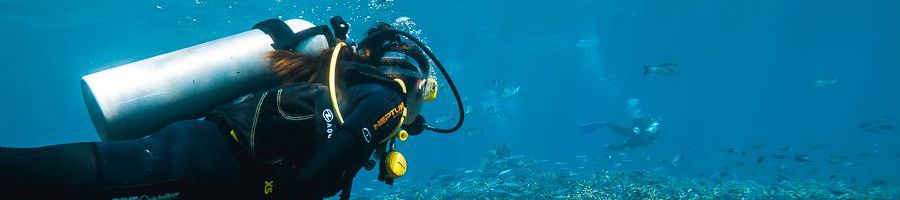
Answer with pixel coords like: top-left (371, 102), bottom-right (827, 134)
top-left (265, 50), bottom-right (324, 84)
top-left (266, 47), bottom-right (364, 84)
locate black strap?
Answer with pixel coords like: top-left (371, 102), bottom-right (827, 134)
top-left (330, 16), bottom-right (350, 41)
top-left (272, 25), bottom-right (336, 51)
top-left (254, 19), bottom-right (337, 51)
top-left (252, 19), bottom-right (295, 47)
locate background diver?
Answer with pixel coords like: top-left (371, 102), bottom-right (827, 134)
top-left (580, 117), bottom-right (663, 150)
top-left (579, 98), bottom-right (662, 151)
top-left (0, 17), bottom-right (465, 199)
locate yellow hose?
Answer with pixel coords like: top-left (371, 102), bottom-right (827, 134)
top-left (328, 42), bottom-right (346, 124)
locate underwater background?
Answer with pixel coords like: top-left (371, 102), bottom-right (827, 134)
top-left (1, 0), bottom-right (899, 199)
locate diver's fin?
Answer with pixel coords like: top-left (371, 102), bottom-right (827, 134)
top-left (606, 123), bottom-right (637, 137)
top-left (578, 122), bottom-right (608, 133)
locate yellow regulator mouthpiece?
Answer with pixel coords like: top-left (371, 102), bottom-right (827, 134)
top-left (385, 151), bottom-right (407, 178)
top-left (423, 77), bottom-right (439, 102)
top-left (397, 130), bottom-right (409, 141)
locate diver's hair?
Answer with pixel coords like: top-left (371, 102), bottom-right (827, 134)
top-left (266, 50), bottom-right (324, 84)
top-left (266, 47), bottom-right (363, 84)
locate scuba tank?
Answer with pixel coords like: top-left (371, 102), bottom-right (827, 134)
top-left (81, 18), bottom-right (332, 141)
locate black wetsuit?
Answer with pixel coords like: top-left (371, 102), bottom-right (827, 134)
top-left (0, 61), bottom-right (406, 199)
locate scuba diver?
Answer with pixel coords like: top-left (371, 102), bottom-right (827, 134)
top-left (0, 16), bottom-right (464, 199)
top-left (579, 117), bottom-right (662, 151)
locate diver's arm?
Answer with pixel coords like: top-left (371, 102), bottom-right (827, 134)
top-left (605, 122), bottom-right (637, 137)
top-left (295, 84), bottom-right (404, 198)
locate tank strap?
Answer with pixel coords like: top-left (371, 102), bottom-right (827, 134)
top-left (252, 19), bottom-right (295, 47)
top-left (253, 19), bottom-right (337, 51)
top-left (272, 25), bottom-right (336, 51)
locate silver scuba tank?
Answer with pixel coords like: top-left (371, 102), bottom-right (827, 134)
top-left (81, 18), bottom-right (329, 141)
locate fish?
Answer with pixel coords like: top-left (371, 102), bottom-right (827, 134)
top-left (877, 123), bottom-right (894, 131)
top-left (828, 174), bottom-right (840, 180)
top-left (498, 169), bottom-right (512, 176)
top-left (859, 116), bottom-right (895, 133)
top-left (776, 175), bottom-right (790, 183)
top-left (488, 80), bottom-right (506, 88)
top-left (858, 122), bottom-right (873, 128)
top-left (671, 154), bottom-right (682, 164)
top-left (433, 115), bottom-right (455, 124)
top-left (726, 148), bottom-right (738, 153)
top-left (501, 86), bottom-right (521, 98)
top-left (716, 170), bottom-right (730, 178)
top-left (756, 156), bottom-right (766, 163)
top-left (793, 154), bottom-right (812, 163)
top-left (506, 155), bottom-right (526, 160)
top-left (463, 128), bottom-right (486, 137)
top-left (814, 78), bottom-right (840, 88)
top-left (829, 189), bottom-right (847, 196)
top-left (485, 105), bottom-right (500, 114)
top-left (740, 150), bottom-right (748, 156)
top-left (643, 63), bottom-right (680, 76)
top-left (859, 123), bottom-right (880, 133)
top-left (826, 154), bottom-right (848, 164)
top-left (808, 168), bottom-right (820, 175)
top-left (856, 152), bottom-right (874, 159)
top-left (780, 146), bottom-right (792, 152)
top-left (362, 187), bottom-right (375, 191)
top-left (870, 180), bottom-right (887, 186)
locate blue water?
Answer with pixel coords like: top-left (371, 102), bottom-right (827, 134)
top-left (1, 0), bottom-right (898, 198)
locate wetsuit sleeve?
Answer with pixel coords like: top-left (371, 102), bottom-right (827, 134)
top-left (294, 83), bottom-right (405, 198)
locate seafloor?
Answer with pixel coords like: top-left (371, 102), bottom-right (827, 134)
top-left (373, 168), bottom-right (897, 199)
top-left (369, 154), bottom-right (898, 200)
